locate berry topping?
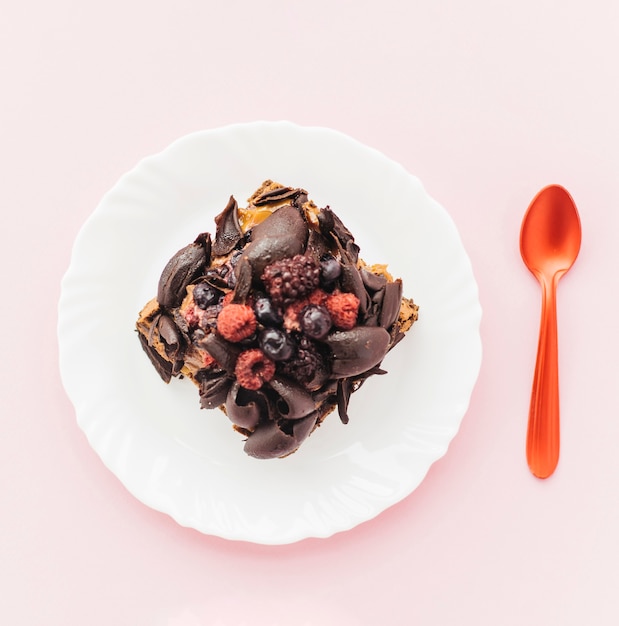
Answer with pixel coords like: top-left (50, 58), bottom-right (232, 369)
top-left (216, 304), bottom-right (257, 342)
top-left (193, 283), bottom-right (222, 309)
top-left (326, 292), bottom-right (360, 330)
top-left (261, 254), bottom-right (321, 306)
top-left (320, 255), bottom-right (342, 284)
top-left (254, 296), bottom-right (283, 326)
top-left (308, 288), bottom-right (329, 306)
top-left (259, 328), bottom-right (295, 361)
top-left (300, 304), bottom-right (332, 340)
top-left (280, 335), bottom-right (327, 387)
top-left (283, 298), bottom-right (309, 332)
top-left (235, 348), bottom-right (276, 390)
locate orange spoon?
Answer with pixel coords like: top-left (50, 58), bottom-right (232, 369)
top-left (520, 185), bottom-right (581, 478)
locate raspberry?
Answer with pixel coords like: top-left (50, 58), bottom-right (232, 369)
top-left (308, 288), bottom-right (328, 306)
top-left (261, 254), bottom-right (320, 306)
top-left (326, 292), bottom-right (359, 330)
top-left (280, 335), bottom-right (326, 387)
top-left (183, 305), bottom-right (201, 328)
top-left (283, 298), bottom-right (309, 332)
top-left (235, 348), bottom-right (276, 390)
top-left (216, 304), bottom-right (257, 342)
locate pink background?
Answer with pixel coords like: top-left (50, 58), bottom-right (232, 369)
top-left (2, 1), bottom-right (619, 624)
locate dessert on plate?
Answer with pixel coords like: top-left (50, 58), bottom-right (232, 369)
top-left (136, 180), bottom-right (418, 459)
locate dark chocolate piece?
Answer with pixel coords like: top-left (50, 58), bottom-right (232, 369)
top-left (268, 376), bottom-right (317, 419)
top-left (234, 205), bottom-right (309, 278)
top-left (197, 333), bottom-right (242, 374)
top-left (198, 371), bottom-right (231, 409)
top-left (138, 332), bottom-right (174, 383)
top-left (254, 186), bottom-right (307, 206)
top-left (325, 326), bottom-right (390, 378)
top-left (361, 268), bottom-right (388, 293)
top-left (379, 279), bottom-right (403, 330)
top-left (336, 378), bottom-right (354, 424)
top-left (157, 237), bottom-right (210, 308)
top-left (243, 413), bottom-right (319, 460)
top-left (212, 196), bottom-right (243, 255)
top-left (225, 382), bottom-right (266, 430)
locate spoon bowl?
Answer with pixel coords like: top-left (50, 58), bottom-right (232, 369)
top-left (521, 185), bottom-right (582, 278)
top-left (520, 184), bottom-right (581, 478)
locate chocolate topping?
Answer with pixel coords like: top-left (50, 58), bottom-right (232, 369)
top-left (243, 413), bottom-right (319, 460)
top-left (136, 180), bottom-right (417, 459)
top-left (138, 332), bottom-right (174, 383)
top-left (212, 196), bottom-right (243, 255)
top-left (225, 382), bottom-right (265, 430)
top-left (198, 333), bottom-right (241, 374)
top-left (254, 186), bottom-right (307, 206)
top-left (268, 376), bottom-right (317, 420)
top-left (325, 326), bottom-right (391, 378)
top-left (198, 371), bottom-right (231, 409)
top-left (379, 280), bottom-right (403, 330)
top-left (230, 205), bottom-right (309, 303)
top-left (157, 237), bottom-right (210, 308)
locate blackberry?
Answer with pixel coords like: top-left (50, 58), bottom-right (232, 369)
top-left (261, 254), bottom-right (320, 306)
top-left (280, 334), bottom-right (327, 387)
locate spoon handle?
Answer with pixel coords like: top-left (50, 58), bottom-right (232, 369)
top-left (527, 275), bottom-right (560, 478)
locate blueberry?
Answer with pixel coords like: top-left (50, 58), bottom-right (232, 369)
top-left (320, 255), bottom-right (341, 284)
top-left (254, 297), bottom-right (283, 326)
top-left (300, 305), bottom-right (332, 340)
top-left (193, 283), bottom-right (222, 309)
top-left (259, 328), bottom-right (294, 361)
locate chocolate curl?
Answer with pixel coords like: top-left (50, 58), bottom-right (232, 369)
top-left (212, 196), bottom-right (243, 255)
top-left (325, 326), bottom-right (391, 378)
top-left (157, 236), bottom-right (210, 308)
top-left (225, 382), bottom-right (266, 430)
top-left (379, 279), bottom-right (403, 330)
top-left (137, 332), bottom-right (174, 383)
top-left (156, 314), bottom-right (185, 375)
top-left (268, 376), bottom-right (317, 419)
top-left (198, 372), bottom-right (232, 409)
top-left (243, 413), bottom-right (319, 459)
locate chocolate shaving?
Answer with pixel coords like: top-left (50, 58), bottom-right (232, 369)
top-left (197, 333), bottom-right (242, 374)
top-left (157, 239), bottom-right (209, 309)
top-left (213, 196), bottom-right (243, 255)
top-left (336, 378), bottom-right (354, 424)
top-left (326, 327), bottom-right (391, 378)
top-left (198, 371), bottom-right (231, 409)
top-left (340, 260), bottom-right (370, 318)
top-left (138, 332), bottom-right (173, 383)
top-left (268, 376), bottom-right (317, 419)
top-left (317, 207), bottom-right (359, 263)
top-left (361, 268), bottom-right (387, 293)
top-left (379, 280), bottom-right (403, 330)
top-left (225, 382), bottom-right (266, 430)
top-left (254, 186), bottom-right (307, 206)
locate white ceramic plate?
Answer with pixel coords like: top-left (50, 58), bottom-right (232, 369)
top-left (58, 121), bottom-right (482, 544)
